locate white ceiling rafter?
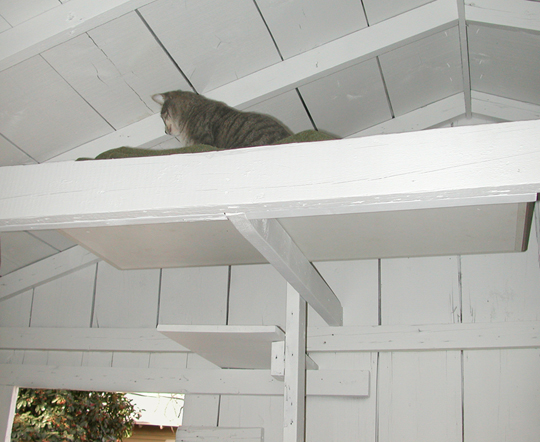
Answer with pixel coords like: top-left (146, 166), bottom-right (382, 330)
top-left (47, 0), bottom-right (459, 162)
top-left (0, 0), bottom-right (157, 71)
top-left (471, 91), bottom-right (540, 121)
top-left (465, 0), bottom-right (540, 32)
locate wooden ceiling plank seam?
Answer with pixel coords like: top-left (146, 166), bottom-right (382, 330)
top-left (457, 0), bottom-right (472, 118)
top-left (3, 119), bottom-right (540, 231)
top-left (471, 91), bottom-right (540, 121)
top-left (45, 0), bottom-right (459, 162)
top-left (0, 246), bottom-right (100, 302)
top-left (465, 0), bottom-right (540, 33)
top-left (0, 0), bottom-right (159, 72)
top-left (350, 93), bottom-right (465, 137)
top-left (207, 0), bottom-right (459, 109)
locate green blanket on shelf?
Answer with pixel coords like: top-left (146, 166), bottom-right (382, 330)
top-left (81, 130), bottom-right (337, 160)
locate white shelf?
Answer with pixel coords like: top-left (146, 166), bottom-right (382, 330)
top-left (158, 325), bottom-right (285, 369)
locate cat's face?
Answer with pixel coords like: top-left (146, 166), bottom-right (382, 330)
top-left (152, 93), bottom-right (182, 136)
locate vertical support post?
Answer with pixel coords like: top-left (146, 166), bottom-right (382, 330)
top-left (283, 284), bottom-right (307, 442)
top-left (0, 386), bottom-right (18, 442)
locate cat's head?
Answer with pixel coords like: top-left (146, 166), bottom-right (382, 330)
top-left (152, 92), bottom-right (181, 137)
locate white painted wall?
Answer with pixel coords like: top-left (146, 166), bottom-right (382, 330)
top-left (1, 212), bottom-right (540, 441)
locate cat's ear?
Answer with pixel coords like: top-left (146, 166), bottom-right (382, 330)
top-left (152, 93), bottom-right (166, 105)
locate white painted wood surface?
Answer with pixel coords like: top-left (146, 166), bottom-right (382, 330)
top-left (362, 0), bottom-right (432, 25)
top-left (158, 325), bottom-right (284, 369)
top-left (0, 231), bottom-right (58, 277)
top-left (0, 0), bottom-right (157, 71)
top-left (0, 386), bottom-right (17, 442)
top-left (228, 215), bottom-right (342, 326)
top-left (0, 245), bottom-right (99, 301)
top-left (465, 0), bottom-right (540, 32)
top-left (283, 285), bottom-right (307, 442)
top-left (378, 351), bottom-right (462, 441)
top-left (176, 427), bottom-right (263, 442)
top-left (464, 349), bottom-right (540, 441)
top-left (379, 27), bottom-right (462, 116)
top-left (2, 120), bottom-right (539, 231)
top-left (472, 91), bottom-right (540, 122)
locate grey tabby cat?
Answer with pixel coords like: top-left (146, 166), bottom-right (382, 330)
top-left (152, 90), bottom-right (292, 150)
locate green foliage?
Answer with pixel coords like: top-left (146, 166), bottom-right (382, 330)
top-left (11, 389), bottom-right (141, 442)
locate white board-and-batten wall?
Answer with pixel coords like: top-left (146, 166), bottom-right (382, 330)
top-left (1, 209), bottom-right (540, 441)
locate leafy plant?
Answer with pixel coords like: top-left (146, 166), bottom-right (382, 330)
top-left (11, 389), bottom-right (141, 442)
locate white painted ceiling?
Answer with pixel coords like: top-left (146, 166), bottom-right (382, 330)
top-left (1, 0), bottom-right (540, 276)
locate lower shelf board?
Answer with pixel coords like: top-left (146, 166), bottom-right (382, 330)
top-left (157, 324), bottom-right (285, 369)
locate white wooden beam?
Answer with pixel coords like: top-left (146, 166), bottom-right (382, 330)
top-left (350, 93), bottom-right (465, 137)
top-left (465, 0), bottom-right (540, 33)
top-left (176, 428), bottom-right (263, 442)
top-left (46, 0), bottom-right (458, 162)
top-left (307, 321), bottom-right (540, 352)
top-left (0, 0), bottom-right (157, 71)
top-left (0, 327), bottom-right (187, 352)
top-left (2, 120), bottom-right (540, 232)
top-left (0, 246), bottom-right (99, 301)
top-left (283, 284), bottom-right (307, 442)
top-left (457, 1), bottom-right (472, 118)
top-left (471, 91), bottom-right (540, 122)
top-left (0, 365), bottom-right (368, 397)
top-left (227, 215), bottom-right (342, 326)
top-left (0, 386), bottom-right (17, 442)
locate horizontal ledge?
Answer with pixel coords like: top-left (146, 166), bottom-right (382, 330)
top-left (3, 321), bottom-right (538, 355)
top-left (0, 365), bottom-right (368, 397)
top-left (308, 321), bottom-right (540, 352)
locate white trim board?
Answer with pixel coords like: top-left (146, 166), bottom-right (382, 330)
top-left (2, 120), bottom-right (540, 232)
top-left (465, 0), bottom-right (540, 33)
top-left (0, 365), bottom-right (369, 397)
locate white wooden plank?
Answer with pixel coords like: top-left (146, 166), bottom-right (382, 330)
top-left (381, 256), bottom-right (460, 325)
top-left (244, 90), bottom-right (313, 133)
top-left (182, 395), bottom-right (220, 427)
top-left (0, 55), bottom-right (113, 162)
top-left (0, 0), bottom-right (58, 27)
top-left (139, 0), bottom-right (281, 93)
top-left (227, 215), bottom-right (342, 326)
top-left (0, 363), bottom-right (365, 397)
top-left (46, 351), bottom-right (84, 367)
top-left (61, 221), bottom-right (266, 270)
top-left (0, 0), bottom-right (158, 71)
top-left (4, 120), bottom-right (539, 232)
top-left (209, 0), bottom-right (458, 109)
top-left (46, 0), bottom-right (459, 162)
top-left (362, 0), bottom-right (433, 25)
top-left (298, 58), bottom-right (391, 137)
top-left (472, 91), bottom-right (540, 121)
top-left (462, 217), bottom-right (540, 323)
top-left (41, 12), bottom-right (191, 130)
top-left (0, 15), bottom-right (10, 33)
top-left (149, 352), bottom-right (188, 369)
top-left (283, 284), bottom-right (307, 442)
top-left (0, 327), bottom-right (187, 352)
top-left (0, 231), bottom-right (58, 277)
top-left (464, 349), bottom-right (540, 441)
top-left (378, 351), bottom-right (462, 441)
top-left (468, 24), bottom-right (540, 106)
top-left (176, 427), bottom-right (263, 442)
top-left (93, 262), bottom-right (160, 328)
top-left (256, 0), bottom-right (368, 59)
top-left (305, 352), bottom-right (377, 442)
top-left (0, 246), bottom-right (99, 301)
top-left (311, 260), bottom-right (379, 327)
top-left (457, 0), bottom-right (472, 118)
top-left (379, 27), bottom-right (462, 117)
top-left (0, 386), bottom-right (17, 442)
top-left (28, 230), bottom-right (75, 252)
top-left (0, 290), bottom-right (32, 327)
top-left (30, 265), bottom-right (96, 328)
top-left (350, 93), bottom-right (465, 137)
top-left (157, 325), bottom-right (285, 369)
top-left (159, 267), bottom-right (229, 326)
top-left (307, 322), bottom-right (540, 352)
top-left (228, 264), bottom-right (287, 329)
top-left (465, 0), bottom-right (540, 32)
top-left (0, 135), bottom-right (36, 167)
